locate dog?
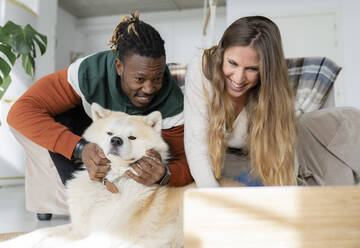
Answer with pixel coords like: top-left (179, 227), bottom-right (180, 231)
top-left (65, 102), bottom-right (189, 248)
top-left (0, 103), bottom-right (241, 248)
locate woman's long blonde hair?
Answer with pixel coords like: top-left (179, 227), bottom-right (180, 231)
top-left (202, 16), bottom-right (296, 186)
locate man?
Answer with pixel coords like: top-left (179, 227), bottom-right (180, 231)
top-left (7, 11), bottom-right (193, 195)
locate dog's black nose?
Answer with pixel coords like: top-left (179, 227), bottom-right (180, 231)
top-left (111, 136), bottom-right (123, 146)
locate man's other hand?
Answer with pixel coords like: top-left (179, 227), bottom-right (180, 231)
top-left (126, 149), bottom-right (165, 186)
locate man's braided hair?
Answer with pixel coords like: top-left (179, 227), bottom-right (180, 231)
top-left (109, 10), bottom-right (165, 61)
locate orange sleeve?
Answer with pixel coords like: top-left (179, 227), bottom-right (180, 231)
top-left (162, 124), bottom-right (194, 186)
top-left (7, 67), bottom-right (82, 159)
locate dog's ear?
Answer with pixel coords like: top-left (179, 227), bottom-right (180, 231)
top-left (91, 103), bottom-right (111, 121)
top-left (144, 111), bottom-right (162, 133)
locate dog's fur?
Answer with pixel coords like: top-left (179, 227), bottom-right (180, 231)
top-left (0, 103), bottom-right (241, 248)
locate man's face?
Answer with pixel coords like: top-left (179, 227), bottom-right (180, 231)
top-left (116, 54), bottom-right (166, 108)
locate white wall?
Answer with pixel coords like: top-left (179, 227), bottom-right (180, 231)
top-left (35, 0), bottom-right (58, 80)
top-left (0, 0), bottom-right (5, 25)
top-left (341, 0), bottom-right (360, 108)
top-left (55, 7), bottom-right (85, 71)
top-left (56, 7), bottom-right (227, 67)
top-left (226, 0), bottom-right (360, 108)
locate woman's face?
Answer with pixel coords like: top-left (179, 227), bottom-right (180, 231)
top-left (222, 45), bottom-right (260, 103)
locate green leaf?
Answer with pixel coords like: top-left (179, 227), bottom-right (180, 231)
top-left (21, 53), bottom-right (26, 68)
top-left (3, 21), bottom-right (30, 54)
top-left (2, 21), bottom-right (21, 34)
top-left (0, 27), bottom-right (13, 47)
top-left (0, 75), bottom-right (12, 101)
top-left (22, 54), bottom-right (34, 78)
top-left (0, 44), bottom-right (16, 65)
top-left (0, 56), bottom-right (12, 78)
top-left (32, 42), bottom-right (37, 58)
top-left (24, 25), bottom-right (47, 55)
top-left (29, 40), bottom-right (36, 58)
top-left (28, 56), bottom-right (35, 77)
top-left (0, 21), bottom-right (48, 105)
top-left (32, 36), bottom-right (46, 55)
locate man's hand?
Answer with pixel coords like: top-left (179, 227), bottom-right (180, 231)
top-left (82, 143), bottom-right (111, 181)
top-left (126, 149), bottom-right (165, 186)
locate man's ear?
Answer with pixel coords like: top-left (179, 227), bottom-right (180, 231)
top-left (115, 58), bottom-right (124, 76)
top-left (91, 103), bottom-right (111, 121)
top-left (144, 111), bottom-right (162, 133)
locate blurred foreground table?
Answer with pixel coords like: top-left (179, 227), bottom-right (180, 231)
top-left (184, 186), bottom-right (360, 248)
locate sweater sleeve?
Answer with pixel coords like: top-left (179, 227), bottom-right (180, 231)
top-left (184, 55), bottom-right (219, 187)
top-left (162, 124), bottom-right (193, 186)
top-left (7, 67), bottom-right (82, 159)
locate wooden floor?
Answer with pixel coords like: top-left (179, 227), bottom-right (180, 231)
top-left (0, 232), bottom-right (26, 243)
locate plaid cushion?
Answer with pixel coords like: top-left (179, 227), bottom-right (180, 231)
top-left (287, 57), bottom-right (341, 115)
top-left (168, 63), bottom-right (187, 92)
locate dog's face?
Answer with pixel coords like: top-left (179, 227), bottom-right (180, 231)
top-left (83, 103), bottom-right (168, 167)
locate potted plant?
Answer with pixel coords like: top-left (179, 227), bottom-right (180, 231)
top-left (0, 21), bottom-right (47, 101)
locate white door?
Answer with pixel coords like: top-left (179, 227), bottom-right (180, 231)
top-left (270, 11), bottom-right (342, 106)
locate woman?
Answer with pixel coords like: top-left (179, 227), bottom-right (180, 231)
top-left (184, 16), bottom-right (297, 187)
top-left (185, 15), bottom-right (360, 188)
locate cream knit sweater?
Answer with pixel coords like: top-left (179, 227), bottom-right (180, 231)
top-left (184, 54), bottom-right (249, 188)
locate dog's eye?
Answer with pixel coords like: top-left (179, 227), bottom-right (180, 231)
top-left (107, 131), bottom-right (113, 136)
top-left (128, 136), bottom-right (136, 140)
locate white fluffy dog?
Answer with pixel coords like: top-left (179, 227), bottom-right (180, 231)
top-left (0, 103), bottom-right (239, 248)
top-left (65, 103), bottom-right (188, 248)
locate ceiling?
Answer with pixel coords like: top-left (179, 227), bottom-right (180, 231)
top-left (58, 0), bottom-right (226, 19)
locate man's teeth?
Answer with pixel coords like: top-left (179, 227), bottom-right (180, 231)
top-left (138, 96), bottom-right (151, 102)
